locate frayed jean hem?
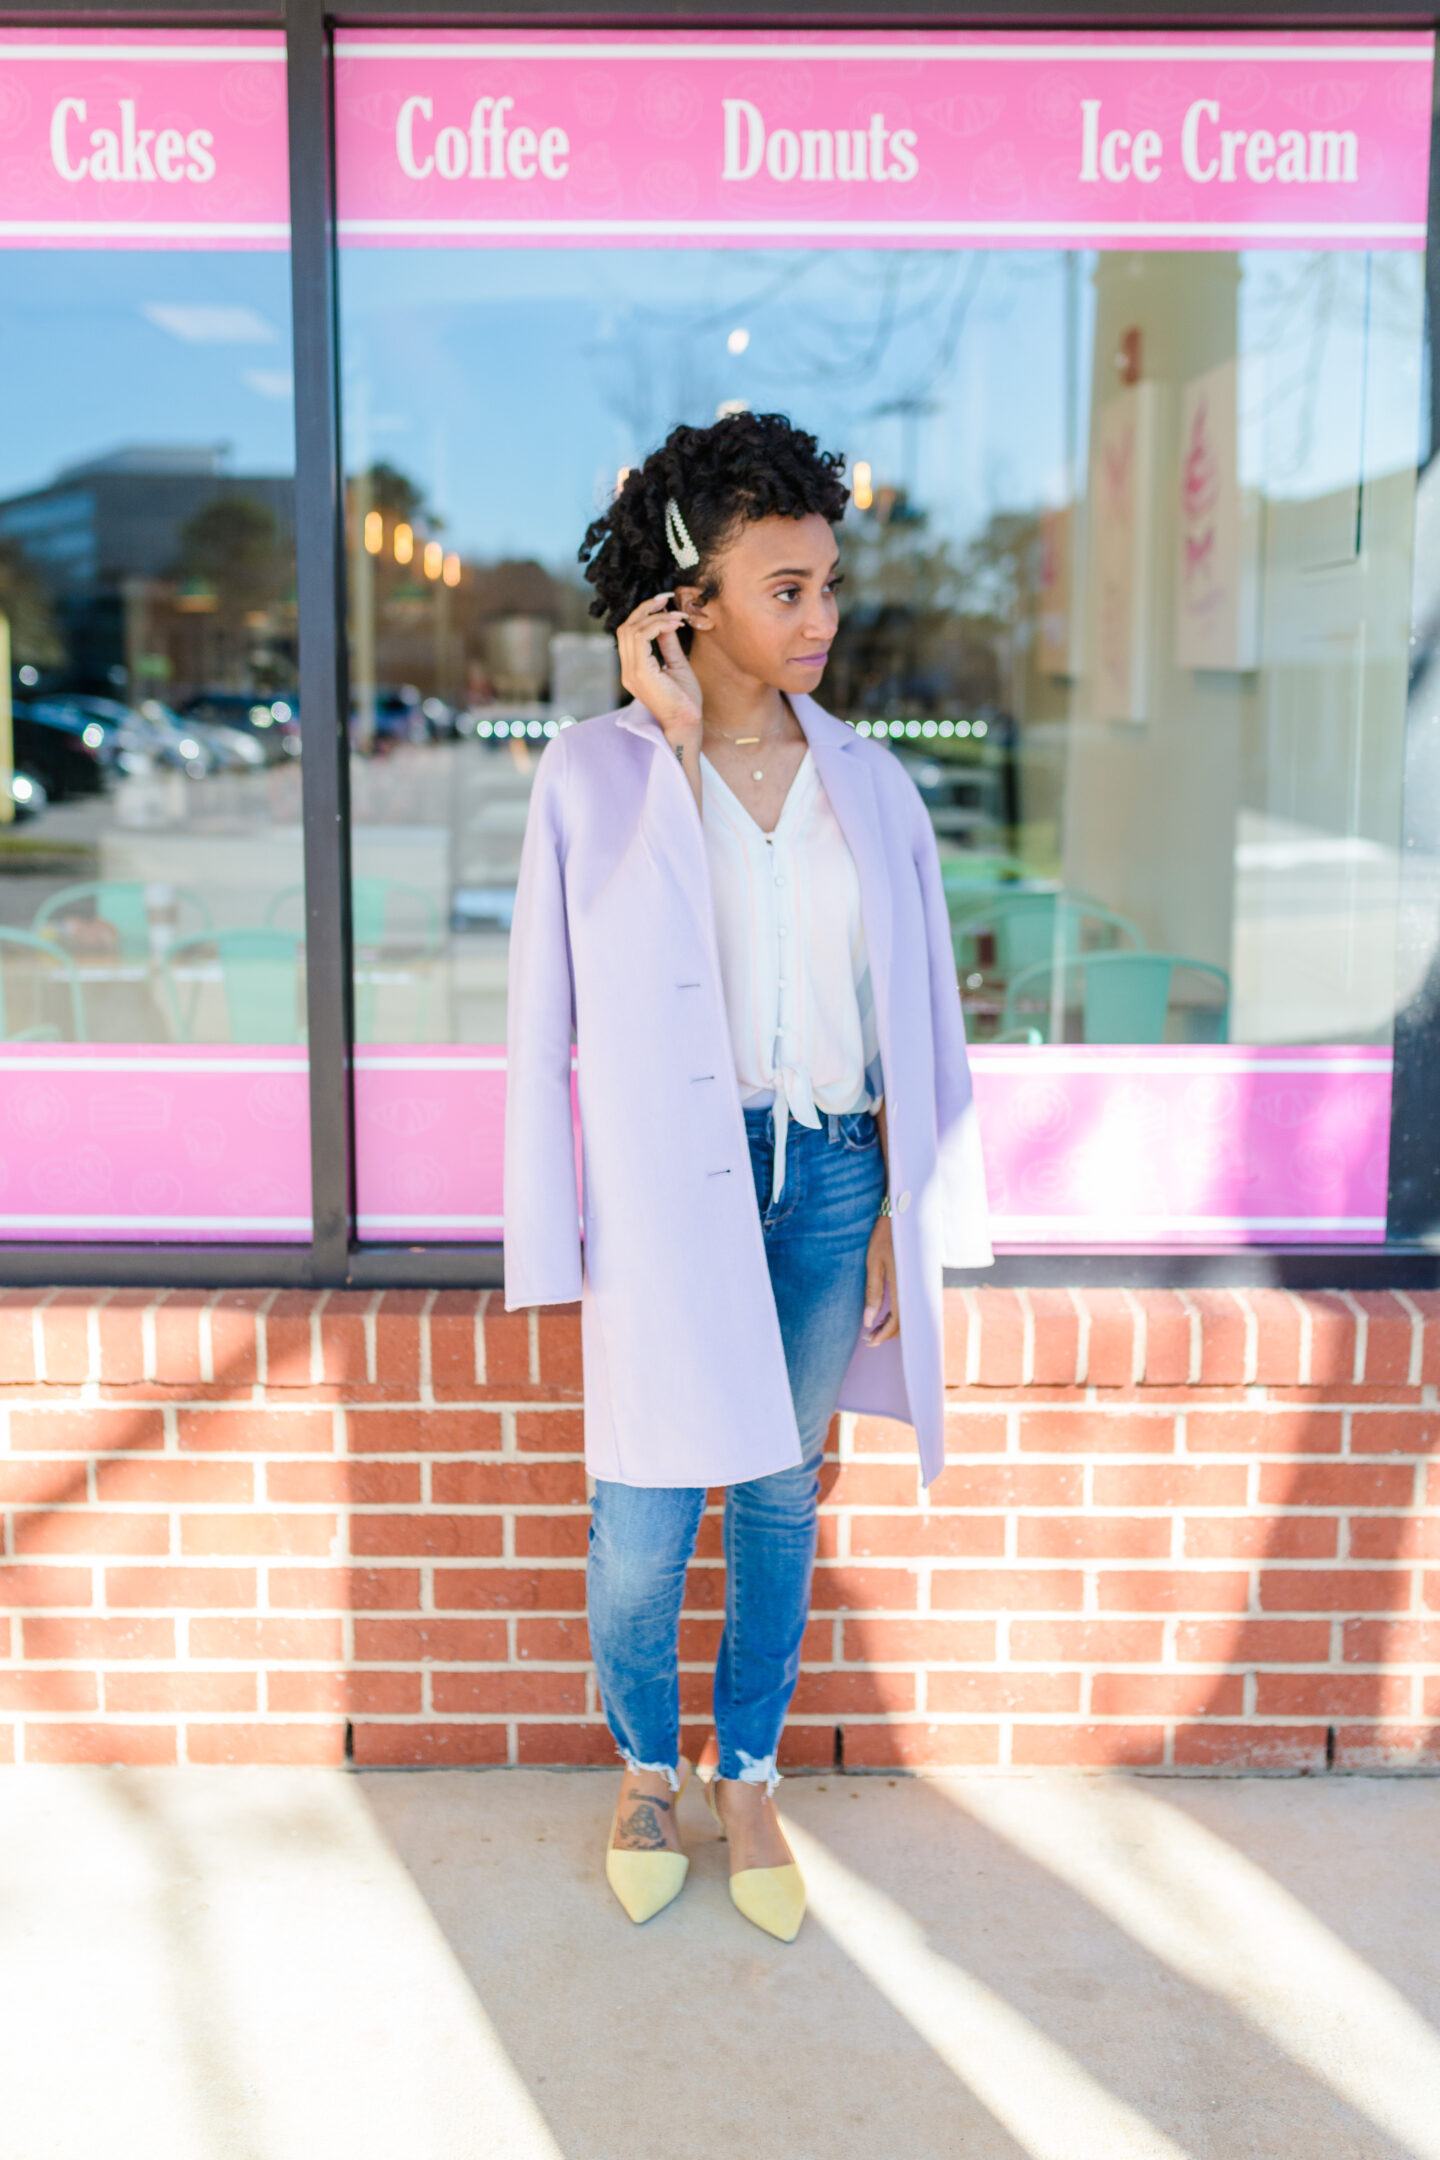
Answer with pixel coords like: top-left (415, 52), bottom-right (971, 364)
top-left (719, 1748), bottom-right (782, 1798)
top-left (618, 1749), bottom-right (682, 1791)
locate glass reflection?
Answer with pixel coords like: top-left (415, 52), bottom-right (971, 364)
top-left (341, 242), bottom-right (1421, 1055)
top-left (0, 254), bottom-right (300, 1050)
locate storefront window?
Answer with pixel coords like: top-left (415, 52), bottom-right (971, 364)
top-left (0, 31), bottom-right (306, 1241)
top-left (336, 29), bottom-right (1435, 1248)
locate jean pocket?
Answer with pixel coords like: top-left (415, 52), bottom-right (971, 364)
top-left (836, 1110), bottom-right (879, 1152)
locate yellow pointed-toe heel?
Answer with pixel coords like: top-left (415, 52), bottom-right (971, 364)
top-left (728, 1862), bottom-right (807, 1944)
top-left (605, 1845), bottom-right (689, 1926)
top-left (703, 1776), bottom-right (807, 1944)
top-left (605, 1761), bottom-right (692, 1926)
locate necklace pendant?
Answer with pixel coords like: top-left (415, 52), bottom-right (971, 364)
top-left (752, 769), bottom-right (764, 782)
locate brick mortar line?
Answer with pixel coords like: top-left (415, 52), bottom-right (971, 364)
top-left (15, 1655), bottom-right (1420, 1670)
top-left (1395, 1290), bottom-right (1426, 1388)
top-left (1232, 1288), bottom-right (1257, 1387)
top-left (13, 1498), bottom-right (1428, 1512)
top-left (3, 1479), bottom-right (1429, 1497)
top-left (22, 1416), bottom-right (1433, 1434)
top-left (11, 1567), bottom-right (1429, 1587)
top-left (1066, 1287), bottom-right (1090, 1387)
top-left (7, 1436), bottom-right (1429, 1453)
top-left (1121, 1290), bottom-right (1147, 1386)
top-left (2, 1415), bottom-right (1428, 1442)
top-left (1178, 1292), bottom-right (1204, 1386)
top-left (7, 1569), bottom-right (1429, 1591)
top-left (14, 1708), bottom-right (1427, 1727)
top-left (12, 1612), bottom-right (1429, 1632)
top-left (11, 1389), bottom-right (1431, 1408)
top-left (1016, 1289), bottom-right (1036, 1388)
top-left (418, 1289), bottom-right (438, 1406)
top-left (1338, 1292), bottom-right (1368, 1386)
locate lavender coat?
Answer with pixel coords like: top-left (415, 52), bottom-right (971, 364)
top-left (503, 694), bottom-right (993, 1488)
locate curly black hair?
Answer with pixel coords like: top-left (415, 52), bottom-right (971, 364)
top-left (578, 411), bottom-right (849, 634)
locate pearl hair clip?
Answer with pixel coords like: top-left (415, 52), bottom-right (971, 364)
top-left (664, 498), bottom-right (700, 571)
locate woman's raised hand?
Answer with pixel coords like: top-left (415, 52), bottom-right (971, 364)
top-left (616, 594), bottom-right (703, 755)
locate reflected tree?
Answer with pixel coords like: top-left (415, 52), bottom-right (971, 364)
top-left (827, 502), bottom-right (1033, 724)
top-left (171, 493), bottom-right (294, 691)
top-left (354, 460), bottom-right (431, 528)
top-left (0, 539), bottom-right (63, 672)
top-left (175, 494), bottom-right (290, 618)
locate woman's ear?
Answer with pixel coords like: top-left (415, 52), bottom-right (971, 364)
top-left (675, 582), bottom-right (713, 630)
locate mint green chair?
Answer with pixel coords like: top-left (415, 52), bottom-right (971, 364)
top-left (1002, 950), bottom-right (1231, 1045)
top-left (952, 890), bottom-right (1145, 980)
top-left (163, 930), bottom-right (302, 1045)
top-left (34, 880), bottom-right (210, 963)
top-left (265, 877), bottom-right (440, 948)
top-left (0, 927), bottom-right (86, 1041)
top-left (265, 877), bottom-right (442, 1042)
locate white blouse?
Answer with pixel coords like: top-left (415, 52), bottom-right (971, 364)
top-left (701, 748), bottom-right (883, 1206)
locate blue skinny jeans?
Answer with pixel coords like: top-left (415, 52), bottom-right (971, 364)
top-left (587, 1103), bottom-right (885, 1791)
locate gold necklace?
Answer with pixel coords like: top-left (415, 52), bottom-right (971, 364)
top-left (704, 721), bottom-right (796, 785)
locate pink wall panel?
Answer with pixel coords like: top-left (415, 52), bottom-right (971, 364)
top-left (0, 1042), bottom-right (1386, 1246)
top-left (353, 1044), bottom-right (1390, 1248)
top-left (0, 1047), bottom-right (310, 1240)
top-left (969, 1045), bottom-right (1390, 1246)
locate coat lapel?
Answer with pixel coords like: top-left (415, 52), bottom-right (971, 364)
top-left (616, 704), bottom-right (717, 945)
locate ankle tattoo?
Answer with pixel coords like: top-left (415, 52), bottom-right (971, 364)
top-left (616, 1796), bottom-right (671, 1849)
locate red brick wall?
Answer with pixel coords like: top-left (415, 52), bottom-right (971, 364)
top-left (1, 1286), bottom-right (1437, 1771)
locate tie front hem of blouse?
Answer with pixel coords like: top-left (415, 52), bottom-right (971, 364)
top-left (768, 1063), bottom-right (822, 1208)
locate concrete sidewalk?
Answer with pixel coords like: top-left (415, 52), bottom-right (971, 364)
top-left (3, 1767), bottom-right (1438, 2160)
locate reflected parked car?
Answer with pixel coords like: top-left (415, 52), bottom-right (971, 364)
top-left (65, 696), bottom-right (216, 778)
top-left (351, 685), bottom-right (427, 752)
top-left (12, 700), bottom-right (107, 799)
top-left (8, 770), bottom-right (47, 822)
top-left (176, 690), bottom-right (301, 763)
top-left (187, 719), bottom-right (267, 773)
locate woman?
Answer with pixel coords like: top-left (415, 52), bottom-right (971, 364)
top-left (504, 412), bottom-right (990, 1942)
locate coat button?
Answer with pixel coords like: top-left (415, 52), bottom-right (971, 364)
top-left (897, 1190), bottom-right (911, 1213)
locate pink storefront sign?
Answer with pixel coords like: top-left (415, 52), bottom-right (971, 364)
top-left (0, 31), bottom-right (289, 247)
top-left (334, 31), bottom-right (1434, 252)
top-left (0, 1046), bottom-right (310, 1241)
top-left (350, 1044), bottom-right (1392, 1249)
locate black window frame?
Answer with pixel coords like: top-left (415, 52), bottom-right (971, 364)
top-left (1, 0), bottom-right (1438, 1290)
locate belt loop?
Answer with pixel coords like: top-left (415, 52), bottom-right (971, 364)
top-left (828, 1111), bottom-right (839, 1143)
